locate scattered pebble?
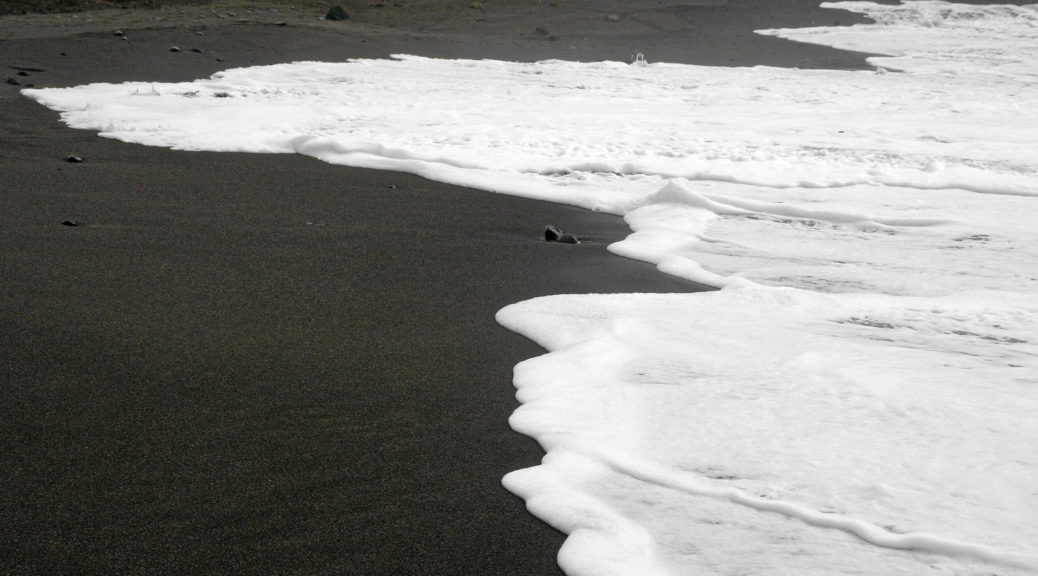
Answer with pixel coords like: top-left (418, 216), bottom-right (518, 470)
top-left (170, 45), bottom-right (181, 53)
top-left (544, 225), bottom-right (580, 244)
top-left (470, 1), bottom-right (484, 9)
top-left (324, 5), bottom-right (350, 21)
top-left (606, 13), bottom-right (620, 22)
top-left (5, 77), bottom-right (19, 86)
top-left (535, 26), bottom-right (558, 41)
top-left (60, 219), bottom-right (79, 227)
top-left (113, 29), bottom-right (125, 37)
top-left (65, 155), bottom-right (84, 163)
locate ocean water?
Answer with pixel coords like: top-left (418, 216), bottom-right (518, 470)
top-left (25, 2), bottom-right (1038, 575)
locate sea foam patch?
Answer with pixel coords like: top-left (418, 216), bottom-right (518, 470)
top-left (23, 2), bottom-right (1038, 575)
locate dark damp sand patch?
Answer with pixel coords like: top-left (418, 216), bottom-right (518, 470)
top-left (0, 1), bottom-right (947, 574)
top-left (1, 0), bottom-right (883, 68)
top-left (2, 87), bottom-right (691, 574)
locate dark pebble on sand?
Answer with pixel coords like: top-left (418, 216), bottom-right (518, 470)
top-left (544, 224), bottom-right (580, 244)
top-left (60, 219), bottom-right (78, 227)
top-left (6, 77), bottom-right (19, 85)
top-left (65, 155), bottom-right (83, 163)
top-left (324, 5), bottom-right (349, 21)
top-left (535, 27), bottom-right (558, 41)
top-left (170, 46), bottom-right (181, 53)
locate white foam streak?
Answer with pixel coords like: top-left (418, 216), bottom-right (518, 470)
top-left (22, 3), bottom-right (1038, 575)
top-left (601, 452), bottom-right (1035, 570)
top-left (25, 53), bottom-right (1038, 199)
top-left (763, 1), bottom-right (1038, 79)
top-left (498, 287), bottom-right (1038, 575)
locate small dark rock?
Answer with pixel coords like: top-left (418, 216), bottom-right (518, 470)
top-left (324, 5), bottom-right (350, 20)
top-left (275, 21), bottom-right (288, 26)
top-left (544, 225), bottom-right (580, 244)
top-left (113, 29), bottom-right (125, 36)
top-left (6, 77), bottom-right (19, 86)
top-left (17, 70), bottom-right (29, 76)
top-left (65, 155), bottom-right (84, 163)
top-left (61, 219), bottom-right (78, 227)
top-left (170, 46), bottom-right (181, 53)
top-left (190, 47), bottom-right (203, 53)
top-left (534, 26), bottom-right (558, 40)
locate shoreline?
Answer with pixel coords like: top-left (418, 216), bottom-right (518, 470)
top-left (0, 0), bottom-right (881, 69)
top-left (3, 2), bottom-right (878, 574)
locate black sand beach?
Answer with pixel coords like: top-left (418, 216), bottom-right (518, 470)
top-left (2, 2), bottom-right (878, 574)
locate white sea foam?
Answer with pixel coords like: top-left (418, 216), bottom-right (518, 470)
top-left (23, 2), bottom-right (1038, 574)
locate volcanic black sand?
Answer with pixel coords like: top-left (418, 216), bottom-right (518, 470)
top-left (2, 2), bottom-right (880, 574)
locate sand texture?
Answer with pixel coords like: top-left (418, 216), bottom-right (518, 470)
top-left (3, 1), bottom-right (879, 574)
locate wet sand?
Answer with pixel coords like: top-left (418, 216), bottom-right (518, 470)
top-left (2, 2), bottom-right (875, 574)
